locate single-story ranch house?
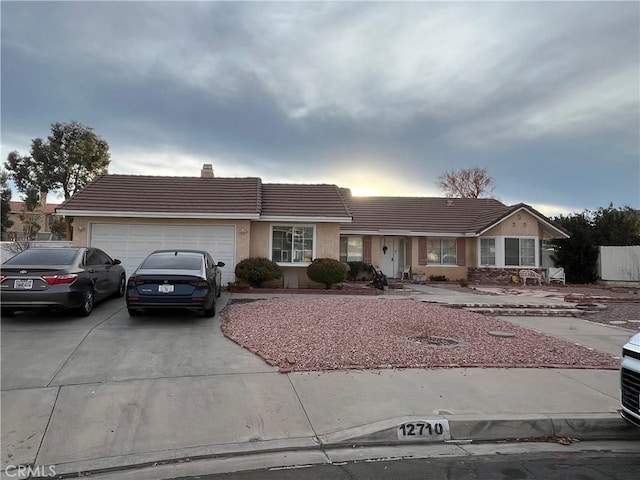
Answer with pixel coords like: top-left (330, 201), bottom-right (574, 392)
top-left (57, 164), bottom-right (570, 286)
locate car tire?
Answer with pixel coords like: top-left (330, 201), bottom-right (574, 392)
top-left (128, 308), bottom-right (142, 317)
top-left (77, 288), bottom-right (94, 317)
top-left (113, 274), bottom-right (126, 298)
top-left (203, 300), bottom-right (215, 318)
top-left (216, 285), bottom-right (221, 298)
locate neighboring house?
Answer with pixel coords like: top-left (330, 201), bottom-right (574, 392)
top-left (3, 201), bottom-right (62, 241)
top-left (57, 164), bottom-right (570, 285)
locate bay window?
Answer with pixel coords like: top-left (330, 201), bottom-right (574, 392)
top-left (505, 237), bottom-right (535, 267)
top-left (480, 238), bottom-right (496, 266)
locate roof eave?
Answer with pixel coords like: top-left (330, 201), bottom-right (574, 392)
top-left (56, 209), bottom-right (261, 220)
top-left (339, 229), bottom-right (471, 237)
top-left (258, 216), bottom-right (352, 223)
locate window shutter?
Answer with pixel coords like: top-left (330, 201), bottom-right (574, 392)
top-left (457, 238), bottom-right (466, 266)
top-left (419, 237), bottom-right (427, 265)
top-left (363, 236), bottom-right (372, 264)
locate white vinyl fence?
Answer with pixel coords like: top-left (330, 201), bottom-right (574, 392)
top-left (598, 246), bottom-right (640, 286)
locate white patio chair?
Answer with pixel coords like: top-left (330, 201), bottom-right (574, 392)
top-left (547, 267), bottom-right (566, 285)
top-left (400, 266), bottom-right (411, 281)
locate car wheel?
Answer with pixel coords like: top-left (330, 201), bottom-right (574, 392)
top-left (203, 300), bottom-right (215, 318)
top-left (128, 308), bottom-right (142, 317)
top-left (77, 288), bottom-right (94, 317)
top-left (114, 274), bottom-right (126, 298)
top-left (216, 284), bottom-right (221, 298)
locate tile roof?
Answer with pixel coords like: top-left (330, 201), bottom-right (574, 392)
top-left (57, 175), bottom-right (263, 217)
top-left (9, 201), bottom-right (60, 214)
top-left (260, 184), bottom-right (351, 219)
top-left (340, 194), bottom-right (515, 235)
top-left (56, 175), bottom-right (352, 220)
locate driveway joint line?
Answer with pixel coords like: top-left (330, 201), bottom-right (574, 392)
top-left (31, 385), bottom-right (62, 469)
top-left (44, 307), bottom-right (124, 388)
top-left (286, 374), bottom-right (328, 459)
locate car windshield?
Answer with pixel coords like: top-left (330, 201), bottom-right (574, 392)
top-left (141, 252), bottom-right (203, 270)
top-left (3, 248), bottom-right (79, 266)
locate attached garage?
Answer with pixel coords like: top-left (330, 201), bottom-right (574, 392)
top-left (89, 223), bottom-right (236, 284)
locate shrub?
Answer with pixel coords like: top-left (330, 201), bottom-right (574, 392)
top-left (307, 258), bottom-right (348, 289)
top-left (346, 261), bottom-right (374, 281)
top-left (235, 257), bottom-right (283, 288)
top-left (429, 274), bottom-right (448, 282)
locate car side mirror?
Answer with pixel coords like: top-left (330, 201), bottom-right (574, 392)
top-left (113, 259), bottom-right (122, 265)
top-left (217, 262), bottom-right (225, 268)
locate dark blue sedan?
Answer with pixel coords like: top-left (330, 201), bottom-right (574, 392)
top-left (126, 250), bottom-right (225, 317)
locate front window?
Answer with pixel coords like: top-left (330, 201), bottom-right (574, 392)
top-left (427, 238), bottom-right (457, 265)
top-left (505, 238), bottom-right (535, 266)
top-left (340, 236), bottom-right (363, 262)
top-left (272, 226), bottom-right (314, 264)
top-left (480, 238), bottom-right (496, 266)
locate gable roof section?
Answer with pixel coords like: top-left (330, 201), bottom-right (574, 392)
top-left (57, 174), bottom-right (263, 219)
top-left (478, 203), bottom-right (571, 238)
top-left (259, 184), bottom-right (352, 222)
top-left (340, 195), bottom-right (568, 238)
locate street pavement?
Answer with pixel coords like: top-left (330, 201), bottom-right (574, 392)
top-left (1, 285), bottom-right (639, 479)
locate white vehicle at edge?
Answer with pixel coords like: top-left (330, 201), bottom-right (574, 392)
top-left (621, 333), bottom-right (640, 427)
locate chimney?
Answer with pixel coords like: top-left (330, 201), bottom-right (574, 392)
top-left (201, 164), bottom-right (215, 178)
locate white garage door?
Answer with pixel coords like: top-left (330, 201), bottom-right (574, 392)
top-left (89, 224), bottom-right (236, 284)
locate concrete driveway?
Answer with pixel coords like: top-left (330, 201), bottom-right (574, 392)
top-left (1, 294), bottom-right (308, 473)
top-left (1, 294), bottom-right (274, 389)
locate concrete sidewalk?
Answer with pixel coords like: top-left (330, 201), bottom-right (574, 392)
top-left (2, 287), bottom-right (639, 479)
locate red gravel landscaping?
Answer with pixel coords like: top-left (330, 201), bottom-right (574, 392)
top-left (220, 297), bottom-right (620, 372)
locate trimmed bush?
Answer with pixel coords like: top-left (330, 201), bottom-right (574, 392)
top-left (307, 258), bottom-right (348, 289)
top-left (235, 257), bottom-right (283, 288)
top-left (346, 261), bottom-right (374, 281)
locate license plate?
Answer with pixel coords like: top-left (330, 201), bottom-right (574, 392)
top-left (397, 420), bottom-right (451, 441)
top-left (14, 279), bottom-right (33, 290)
top-left (158, 284), bottom-right (174, 293)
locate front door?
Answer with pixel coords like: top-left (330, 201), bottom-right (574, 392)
top-left (380, 237), bottom-right (405, 279)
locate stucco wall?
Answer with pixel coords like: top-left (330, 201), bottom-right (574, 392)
top-left (249, 221), bottom-right (270, 258)
top-left (483, 211), bottom-right (541, 237)
top-left (316, 223), bottom-right (340, 259)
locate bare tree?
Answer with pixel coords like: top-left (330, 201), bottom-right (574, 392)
top-left (437, 167), bottom-right (495, 198)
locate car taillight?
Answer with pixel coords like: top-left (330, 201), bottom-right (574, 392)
top-left (128, 276), bottom-right (145, 286)
top-left (42, 274), bottom-right (78, 285)
top-left (188, 278), bottom-right (209, 288)
top-left (0, 275), bottom-right (5, 282)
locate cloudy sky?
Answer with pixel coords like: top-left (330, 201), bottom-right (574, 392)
top-left (2, 1), bottom-right (638, 217)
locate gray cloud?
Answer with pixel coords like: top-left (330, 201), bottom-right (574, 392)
top-left (1, 1), bottom-right (638, 215)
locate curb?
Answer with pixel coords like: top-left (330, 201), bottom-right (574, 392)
top-left (16, 414), bottom-right (639, 480)
top-left (317, 413), bottom-right (640, 446)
